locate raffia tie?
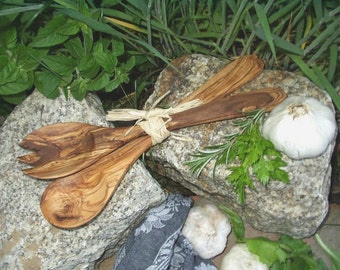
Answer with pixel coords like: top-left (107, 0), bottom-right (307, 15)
top-left (106, 95), bottom-right (202, 145)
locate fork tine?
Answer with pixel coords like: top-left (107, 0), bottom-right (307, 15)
top-left (19, 136), bottom-right (61, 166)
top-left (17, 152), bottom-right (42, 165)
top-left (18, 123), bottom-right (98, 166)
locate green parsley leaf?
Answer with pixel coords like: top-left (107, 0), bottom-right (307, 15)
top-left (247, 237), bottom-right (288, 266)
top-left (186, 110), bottom-right (289, 203)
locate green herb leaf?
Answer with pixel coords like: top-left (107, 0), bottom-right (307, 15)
top-left (64, 38), bottom-right (85, 59)
top-left (218, 204), bottom-right (245, 241)
top-left (0, 57), bottom-right (34, 95)
top-left (247, 237), bottom-right (288, 266)
top-left (2, 92), bottom-right (27, 105)
top-left (31, 16), bottom-right (79, 47)
top-left (265, 234), bottom-right (327, 270)
top-left (112, 40), bottom-right (125, 56)
top-left (80, 25), bottom-right (94, 54)
top-left (104, 78), bottom-right (121, 92)
top-left (186, 110), bottom-right (289, 203)
top-left (0, 17), bottom-right (17, 49)
top-left (93, 42), bottom-right (118, 73)
top-left (78, 54), bottom-right (101, 79)
top-left (69, 77), bottom-right (89, 101)
top-left (41, 55), bottom-right (77, 76)
top-left (87, 71), bottom-right (110, 90)
top-left (34, 71), bottom-right (61, 99)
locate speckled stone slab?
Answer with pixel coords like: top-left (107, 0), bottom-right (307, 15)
top-left (0, 90), bottom-right (166, 269)
top-left (144, 54), bottom-right (336, 238)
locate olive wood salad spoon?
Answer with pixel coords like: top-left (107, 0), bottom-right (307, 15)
top-left (18, 55), bottom-right (265, 179)
top-left (18, 55), bottom-right (278, 228)
top-left (38, 88), bottom-right (286, 228)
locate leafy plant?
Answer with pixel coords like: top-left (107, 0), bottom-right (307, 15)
top-left (186, 110), bottom-right (289, 203)
top-left (247, 235), bottom-right (329, 270)
top-left (0, 0), bottom-right (176, 115)
top-left (0, 1), bottom-right (137, 115)
top-left (0, 0), bottom-right (339, 117)
top-left (0, 16), bottom-right (43, 109)
top-left (219, 204), bottom-right (329, 270)
top-left (101, 0), bottom-right (340, 109)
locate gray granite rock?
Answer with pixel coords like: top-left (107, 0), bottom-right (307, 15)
top-left (0, 90), bottom-right (166, 269)
top-left (144, 54), bottom-right (336, 238)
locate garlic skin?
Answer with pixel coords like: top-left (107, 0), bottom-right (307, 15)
top-left (182, 203), bottom-right (231, 259)
top-left (262, 95), bottom-right (337, 159)
top-left (220, 243), bottom-right (268, 270)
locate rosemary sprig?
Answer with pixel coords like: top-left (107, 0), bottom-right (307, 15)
top-left (186, 110), bottom-right (289, 203)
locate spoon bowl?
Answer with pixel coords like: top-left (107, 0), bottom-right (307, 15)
top-left (41, 136), bottom-right (151, 228)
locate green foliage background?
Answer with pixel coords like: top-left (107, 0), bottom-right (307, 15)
top-left (1, 1), bottom-right (340, 267)
top-left (0, 0), bottom-right (339, 115)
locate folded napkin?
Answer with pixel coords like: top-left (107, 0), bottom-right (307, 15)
top-left (113, 194), bottom-right (217, 270)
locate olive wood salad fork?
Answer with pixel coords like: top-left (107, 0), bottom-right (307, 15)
top-left (18, 55), bottom-right (287, 228)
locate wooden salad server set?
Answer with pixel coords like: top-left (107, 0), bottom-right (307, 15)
top-left (18, 55), bottom-right (287, 228)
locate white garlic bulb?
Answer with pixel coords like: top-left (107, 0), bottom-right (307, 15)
top-left (220, 243), bottom-right (268, 270)
top-left (182, 203), bottom-right (231, 259)
top-left (262, 95), bottom-right (337, 159)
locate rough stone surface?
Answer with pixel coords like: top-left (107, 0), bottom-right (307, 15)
top-left (0, 90), bottom-right (166, 269)
top-left (144, 54), bottom-right (336, 238)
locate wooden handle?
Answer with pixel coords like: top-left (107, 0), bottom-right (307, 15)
top-left (181, 55), bottom-right (264, 104)
top-left (168, 88), bottom-right (286, 130)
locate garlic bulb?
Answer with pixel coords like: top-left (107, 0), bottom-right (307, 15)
top-left (262, 95), bottom-right (337, 159)
top-left (220, 243), bottom-right (268, 270)
top-left (182, 203), bottom-right (231, 259)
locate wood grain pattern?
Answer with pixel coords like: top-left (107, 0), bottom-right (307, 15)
top-left (18, 55), bottom-right (285, 228)
top-left (40, 135), bottom-right (152, 228)
top-left (182, 54), bottom-right (264, 104)
top-left (19, 55), bottom-right (264, 168)
top-left (20, 88), bottom-right (286, 179)
top-left (38, 87), bottom-right (286, 228)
